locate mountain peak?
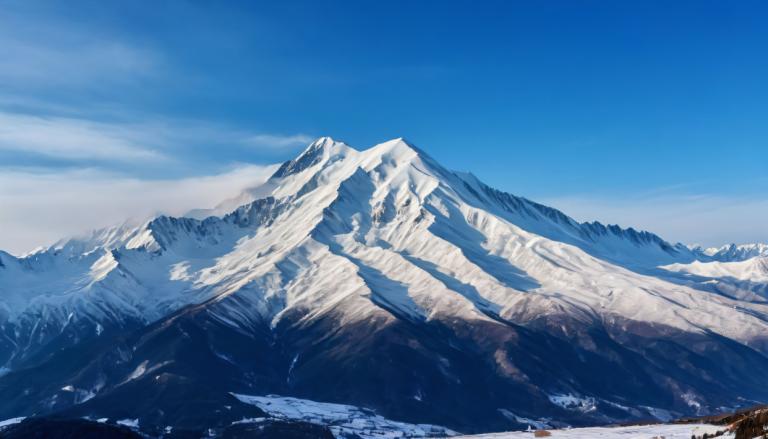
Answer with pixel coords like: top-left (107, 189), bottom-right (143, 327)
top-left (705, 242), bottom-right (768, 261)
top-left (367, 137), bottom-right (424, 157)
top-left (271, 136), bottom-right (351, 179)
top-left (358, 137), bottom-right (441, 176)
top-left (305, 136), bottom-right (339, 150)
top-left (297, 136), bottom-right (348, 159)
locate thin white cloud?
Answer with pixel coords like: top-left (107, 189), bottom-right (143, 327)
top-left (0, 110), bottom-right (314, 164)
top-left (0, 7), bottom-right (161, 90)
top-left (0, 112), bottom-right (165, 161)
top-left (541, 193), bottom-right (768, 248)
top-left (0, 164), bottom-right (278, 255)
top-left (0, 39), bottom-right (159, 88)
top-left (243, 133), bottom-right (314, 149)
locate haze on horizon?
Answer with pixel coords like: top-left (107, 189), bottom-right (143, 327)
top-left (0, 1), bottom-right (766, 254)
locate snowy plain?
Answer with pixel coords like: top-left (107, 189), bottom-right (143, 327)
top-left (451, 423), bottom-right (731, 439)
top-left (232, 393), bottom-right (456, 438)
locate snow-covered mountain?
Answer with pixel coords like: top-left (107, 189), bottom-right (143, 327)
top-left (693, 243), bottom-right (768, 262)
top-left (1, 137), bottom-right (767, 436)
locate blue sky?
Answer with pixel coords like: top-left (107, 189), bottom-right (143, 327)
top-left (0, 1), bottom-right (766, 253)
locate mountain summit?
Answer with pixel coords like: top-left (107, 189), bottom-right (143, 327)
top-left (1, 138), bottom-right (767, 436)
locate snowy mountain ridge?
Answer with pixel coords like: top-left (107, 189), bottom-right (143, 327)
top-left (1, 137), bottom-right (767, 435)
top-left (691, 242), bottom-right (768, 262)
top-left (1, 137), bottom-right (764, 328)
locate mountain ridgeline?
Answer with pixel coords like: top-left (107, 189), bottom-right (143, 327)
top-left (1, 137), bottom-right (767, 437)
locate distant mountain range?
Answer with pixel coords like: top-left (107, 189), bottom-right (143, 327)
top-left (1, 137), bottom-right (767, 437)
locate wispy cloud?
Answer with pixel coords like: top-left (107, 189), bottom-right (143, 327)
top-left (0, 112), bottom-right (166, 162)
top-left (0, 109), bottom-right (315, 165)
top-left (541, 193), bottom-right (768, 248)
top-left (0, 108), bottom-right (307, 254)
top-left (0, 6), bottom-right (312, 254)
top-left (0, 7), bottom-right (161, 92)
top-left (0, 38), bottom-right (159, 88)
top-left (0, 9), bottom-right (172, 163)
top-left (0, 165), bottom-right (277, 255)
top-left (243, 133), bottom-right (314, 149)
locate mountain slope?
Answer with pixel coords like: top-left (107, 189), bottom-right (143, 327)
top-left (1, 137), bottom-right (767, 436)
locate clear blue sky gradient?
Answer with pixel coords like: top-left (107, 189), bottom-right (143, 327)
top-left (1, 1), bottom-right (766, 247)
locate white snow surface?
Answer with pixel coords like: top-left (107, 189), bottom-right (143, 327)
top-left (450, 423), bottom-right (732, 438)
top-left (663, 257), bottom-right (768, 283)
top-left (497, 410), bottom-right (551, 430)
top-left (0, 417), bottom-right (25, 428)
top-left (2, 136), bottom-right (768, 362)
top-left (232, 393), bottom-right (456, 438)
top-left (660, 257), bottom-right (768, 301)
top-left (547, 394), bottom-right (597, 413)
top-left (116, 418), bottom-right (139, 428)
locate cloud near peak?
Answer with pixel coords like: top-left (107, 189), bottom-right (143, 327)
top-left (0, 164), bottom-right (278, 256)
top-left (243, 133), bottom-right (315, 149)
